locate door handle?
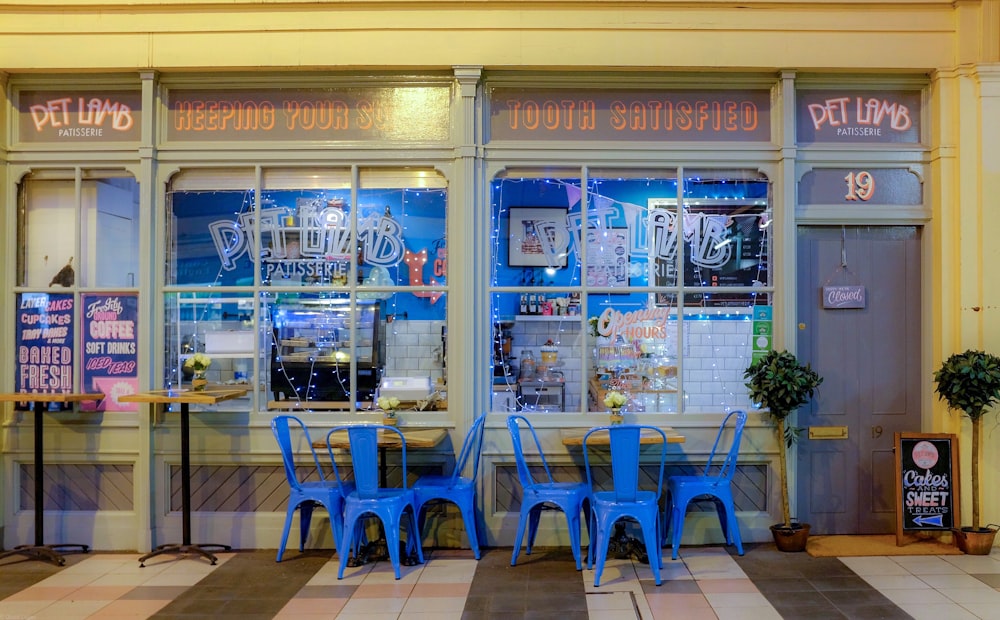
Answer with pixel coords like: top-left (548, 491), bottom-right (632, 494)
top-left (872, 425), bottom-right (883, 439)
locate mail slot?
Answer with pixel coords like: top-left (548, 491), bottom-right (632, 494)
top-left (808, 426), bottom-right (848, 439)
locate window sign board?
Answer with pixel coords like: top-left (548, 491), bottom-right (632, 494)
top-left (796, 90), bottom-right (922, 145)
top-left (798, 168), bottom-right (923, 206)
top-left (895, 433), bottom-right (959, 546)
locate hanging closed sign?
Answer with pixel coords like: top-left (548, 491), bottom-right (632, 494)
top-left (823, 285), bottom-right (866, 309)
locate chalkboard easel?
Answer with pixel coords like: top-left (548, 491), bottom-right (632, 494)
top-left (894, 432), bottom-right (960, 547)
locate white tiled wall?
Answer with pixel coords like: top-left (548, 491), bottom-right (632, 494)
top-left (384, 315), bottom-right (757, 413)
top-left (382, 319), bottom-right (446, 385)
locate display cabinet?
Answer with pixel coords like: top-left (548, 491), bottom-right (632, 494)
top-left (267, 300), bottom-right (382, 403)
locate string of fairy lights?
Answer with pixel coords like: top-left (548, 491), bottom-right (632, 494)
top-left (167, 185), bottom-right (448, 409)
top-left (489, 175), bottom-right (772, 414)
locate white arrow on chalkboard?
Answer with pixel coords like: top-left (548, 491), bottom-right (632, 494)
top-left (912, 514), bottom-right (944, 527)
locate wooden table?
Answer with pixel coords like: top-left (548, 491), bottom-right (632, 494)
top-left (560, 425), bottom-right (685, 447)
top-left (317, 426), bottom-right (448, 565)
top-left (318, 427), bottom-right (448, 488)
top-left (119, 385), bottom-right (250, 566)
top-left (0, 392), bottom-right (105, 565)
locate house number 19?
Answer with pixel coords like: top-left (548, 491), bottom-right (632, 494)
top-left (844, 171), bottom-right (875, 201)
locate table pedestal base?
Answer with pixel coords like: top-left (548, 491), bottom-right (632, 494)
top-left (606, 522), bottom-right (650, 564)
top-left (138, 542), bottom-right (231, 567)
top-left (0, 543), bottom-right (89, 566)
top-left (347, 538), bottom-right (420, 568)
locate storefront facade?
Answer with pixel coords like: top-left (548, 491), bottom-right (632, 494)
top-left (2, 1), bottom-right (999, 553)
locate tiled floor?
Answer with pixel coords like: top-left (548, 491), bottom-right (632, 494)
top-left (2, 543), bottom-right (1000, 619)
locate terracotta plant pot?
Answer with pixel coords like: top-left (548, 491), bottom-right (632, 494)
top-left (382, 415), bottom-right (398, 426)
top-left (771, 522), bottom-right (811, 552)
top-left (954, 526), bottom-right (998, 555)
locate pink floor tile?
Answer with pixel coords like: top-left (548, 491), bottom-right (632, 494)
top-left (60, 585), bottom-right (135, 601)
top-left (410, 582), bottom-right (471, 598)
top-left (645, 592), bottom-right (713, 614)
top-left (351, 583), bottom-right (415, 598)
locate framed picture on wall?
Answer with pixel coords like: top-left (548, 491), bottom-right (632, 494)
top-left (508, 207), bottom-right (569, 268)
top-left (585, 228), bottom-right (629, 287)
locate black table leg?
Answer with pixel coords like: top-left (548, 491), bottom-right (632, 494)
top-left (0, 401), bottom-right (89, 567)
top-left (139, 402), bottom-right (230, 567)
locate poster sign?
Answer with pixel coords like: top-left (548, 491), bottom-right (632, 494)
top-left (81, 294), bottom-right (139, 411)
top-left (823, 285), bottom-right (866, 309)
top-left (895, 433), bottom-right (959, 538)
top-left (586, 229), bottom-right (629, 287)
top-left (15, 293), bottom-right (75, 396)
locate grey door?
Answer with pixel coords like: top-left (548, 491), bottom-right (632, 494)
top-left (795, 226), bottom-right (922, 534)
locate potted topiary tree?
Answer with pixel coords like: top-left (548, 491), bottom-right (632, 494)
top-left (744, 349), bottom-right (823, 552)
top-left (933, 349), bottom-right (1000, 554)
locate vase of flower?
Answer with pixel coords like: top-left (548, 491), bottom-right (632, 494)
top-left (184, 352), bottom-right (212, 391)
top-left (604, 390), bottom-right (627, 425)
top-left (377, 395), bottom-right (401, 426)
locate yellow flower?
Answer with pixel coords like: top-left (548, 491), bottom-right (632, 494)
top-left (603, 391), bottom-right (627, 408)
top-left (377, 396), bottom-right (400, 412)
top-left (184, 352), bottom-right (212, 372)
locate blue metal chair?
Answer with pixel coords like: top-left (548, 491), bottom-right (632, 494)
top-left (270, 415), bottom-right (352, 562)
top-left (331, 424), bottom-right (424, 580)
top-left (413, 413), bottom-right (488, 559)
top-left (664, 409), bottom-right (747, 560)
top-left (507, 414), bottom-right (592, 570)
top-left (583, 424), bottom-right (668, 586)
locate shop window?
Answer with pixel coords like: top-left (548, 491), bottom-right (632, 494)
top-left (17, 171), bottom-right (139, 288)
top-left (164, 167), bottom-right (447, 410)
top-left (490, 169), bottom-right (771, 414)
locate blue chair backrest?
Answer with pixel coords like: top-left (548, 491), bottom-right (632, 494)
top-left (584, 424), bottom-right (667, 502)
top-left (272, 414), bottom-right (331, 492)
top-left (328, 424), bottom-right (407, 499)
top-left (705, 410), bottom-right (747, 482)
top-left (453, 413), bottom-right (488, 483)
top-left (507, 415), bottom-right (554, 488)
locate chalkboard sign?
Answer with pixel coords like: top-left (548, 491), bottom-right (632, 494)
top-left (895, 433), bottom-right (960, 543)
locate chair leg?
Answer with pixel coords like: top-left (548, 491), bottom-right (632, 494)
top-left (592, 515), bottom-right (611, 587)
top-left (723, 503), bottom-right (744, 556)
top-left (405, 506), bottom-right (425, 565)
top-left (671, 499), bottom-right (687, 561)
top-left (511, 508), bottom-right (531, 566)
top-left (298, 502), bottom-right (314, 551)
top-left (458, 502), bottom-right (481, 560)
top-left (338, 515), bottom-right (359, 579)
top-left (526, 506), bottom-right (542, 555)
top-left (276, 503), bottom-right (297, 562)
top-left (565, 506), bottom-right (583, 571)
top-left (383, 514), bottom-right (403, 580)
top-left (639, 516), bottom-right (661, 586)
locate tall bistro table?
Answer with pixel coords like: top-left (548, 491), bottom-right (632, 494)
top-left (561, 424), bottom-right (685, 563)
top-left (119, 385), bottom-right (250, 566)
top-left (0, 391), bottom-right (105, 565)
top-left (319, 426), bottom-right (448, 566)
